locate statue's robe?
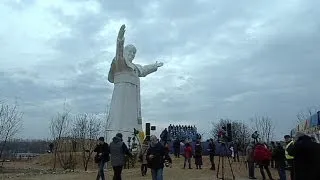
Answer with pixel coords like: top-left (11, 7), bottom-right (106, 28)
top-left (106, 49), bottom-right (158, 144)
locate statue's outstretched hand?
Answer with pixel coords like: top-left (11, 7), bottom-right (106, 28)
top-left (155, 61), bottom-right (164, 67)
top-left (118, 24), bottom-right (126, 40)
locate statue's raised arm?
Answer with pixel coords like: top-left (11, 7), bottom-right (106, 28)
top-left (108, 25), bottom-right (126, 83)
top-left (116, 24), bottom-right (125, 60)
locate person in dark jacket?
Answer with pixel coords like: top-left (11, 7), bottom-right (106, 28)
top-left (287, 132), bottom-right (320, 180)
top-left (146, 135), bottom-right (172, 180)
top-left (272, 142), bottom-right (286, 180)
top-left (109, 133), bottom-right (132, 180)
top-left (270, 141), bottom-right (276, 168)
top-left (194, 140), bottom-right (203, 169)
top-left (173, 139), bottom-right (180, 158)
top-left (207, 138), bottom-right (216, 170)
top-left (94, 137), bottom-right (110, 180)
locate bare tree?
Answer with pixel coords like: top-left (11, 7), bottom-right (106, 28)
top-left (73, 113), bottom-right (102, 171)
top-left (0, 102), bottom-right (23, 159)
top-left (50, 106), bottom-right (73, 170)
top-left (211, 119), bottom-right (251, 151)
top-left (211, 119), bottom-right (231, 139)
top-left (250, 115), bottom-right (275, 143)
top-left (296, 106), bottom-right (319, 123)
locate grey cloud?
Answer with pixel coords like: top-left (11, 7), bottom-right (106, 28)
top-left (3, 0), bottom-right (36, 10)
top-left (48, 7), bottom-right (108, 56)
top-left (1, 0), bottom-right (320, 140)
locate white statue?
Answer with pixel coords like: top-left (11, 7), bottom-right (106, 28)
top-left (106, 24), bottom-right (163, 144)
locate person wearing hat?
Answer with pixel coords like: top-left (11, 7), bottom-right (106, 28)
top-left (109, 133), bottom-right (132, 180)
top-left (94, 137), bottom-right (110, 180)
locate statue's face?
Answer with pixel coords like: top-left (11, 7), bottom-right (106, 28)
top-left (124, 45), bottom-right (136, 62)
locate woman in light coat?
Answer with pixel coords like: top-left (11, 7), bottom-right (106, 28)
top-left (139, 140), bottom-right (149, 176)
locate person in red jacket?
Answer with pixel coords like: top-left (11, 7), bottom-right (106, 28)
top-left (183, 142), bottom-right (193, 169)
top-left (254, 142), bottom-right (274, 180)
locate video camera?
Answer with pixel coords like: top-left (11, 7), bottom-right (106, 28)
top-left (251, 131), bottom-right (259, 143)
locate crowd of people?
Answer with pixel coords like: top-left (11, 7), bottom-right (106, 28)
top-left (246, 132), bottom-right (320, 180)
top-left (93, 133), bottom-right (172, 180)
top-left (168, 124), bottom-right (198, 142)
top-left (93, 130), bottom-right (320, 180)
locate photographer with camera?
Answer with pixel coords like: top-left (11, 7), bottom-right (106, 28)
top-left (252, 131), bottom-right (259, 143)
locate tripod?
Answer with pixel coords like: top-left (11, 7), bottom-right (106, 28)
top-left (216, 143), bottom-right (235, 180)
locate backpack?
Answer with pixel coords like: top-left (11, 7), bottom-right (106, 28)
top-left (254, 145), bottom-right (271, 161)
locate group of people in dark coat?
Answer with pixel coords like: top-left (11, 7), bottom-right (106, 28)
top-left (93, 133), bottom-right (132, 180)
top-left (93, 130), bottom-right (320, 180)
top-left (245, 131), bottom-right (320, 180)
top-left (94, 134), bottom-right (172, 180)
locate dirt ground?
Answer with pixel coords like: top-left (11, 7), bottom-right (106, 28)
top-left (1, 156), bottom-right (286, 180)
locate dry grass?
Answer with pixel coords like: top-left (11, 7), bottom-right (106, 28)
top-left (1, 155), bottom-right (287, 180)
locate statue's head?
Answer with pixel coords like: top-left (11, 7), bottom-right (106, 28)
top-left (124, 44), bottom-right (136, 62)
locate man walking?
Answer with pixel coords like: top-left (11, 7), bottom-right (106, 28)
top-left (94, 137), bottom-right (110, 180)
top-left (147, 135), bottom-right (172, 180)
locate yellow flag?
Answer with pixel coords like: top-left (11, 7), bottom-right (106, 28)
top-left (139, 131), bottom-right (145, 142)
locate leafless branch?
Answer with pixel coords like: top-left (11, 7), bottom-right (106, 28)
top-left (73, 113), bottom-right (101, 171)
top-left (250, 115), bottom-right (275, 143)
top-left (49, 104), bottom-right (73, 170)
top-left (211, 118), bottom-right (252, 151)
top-left (0, 102), bottom-right (23, 159)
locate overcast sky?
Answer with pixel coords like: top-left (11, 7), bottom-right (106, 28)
top-left (1, 0), bottom-right (319, 140)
